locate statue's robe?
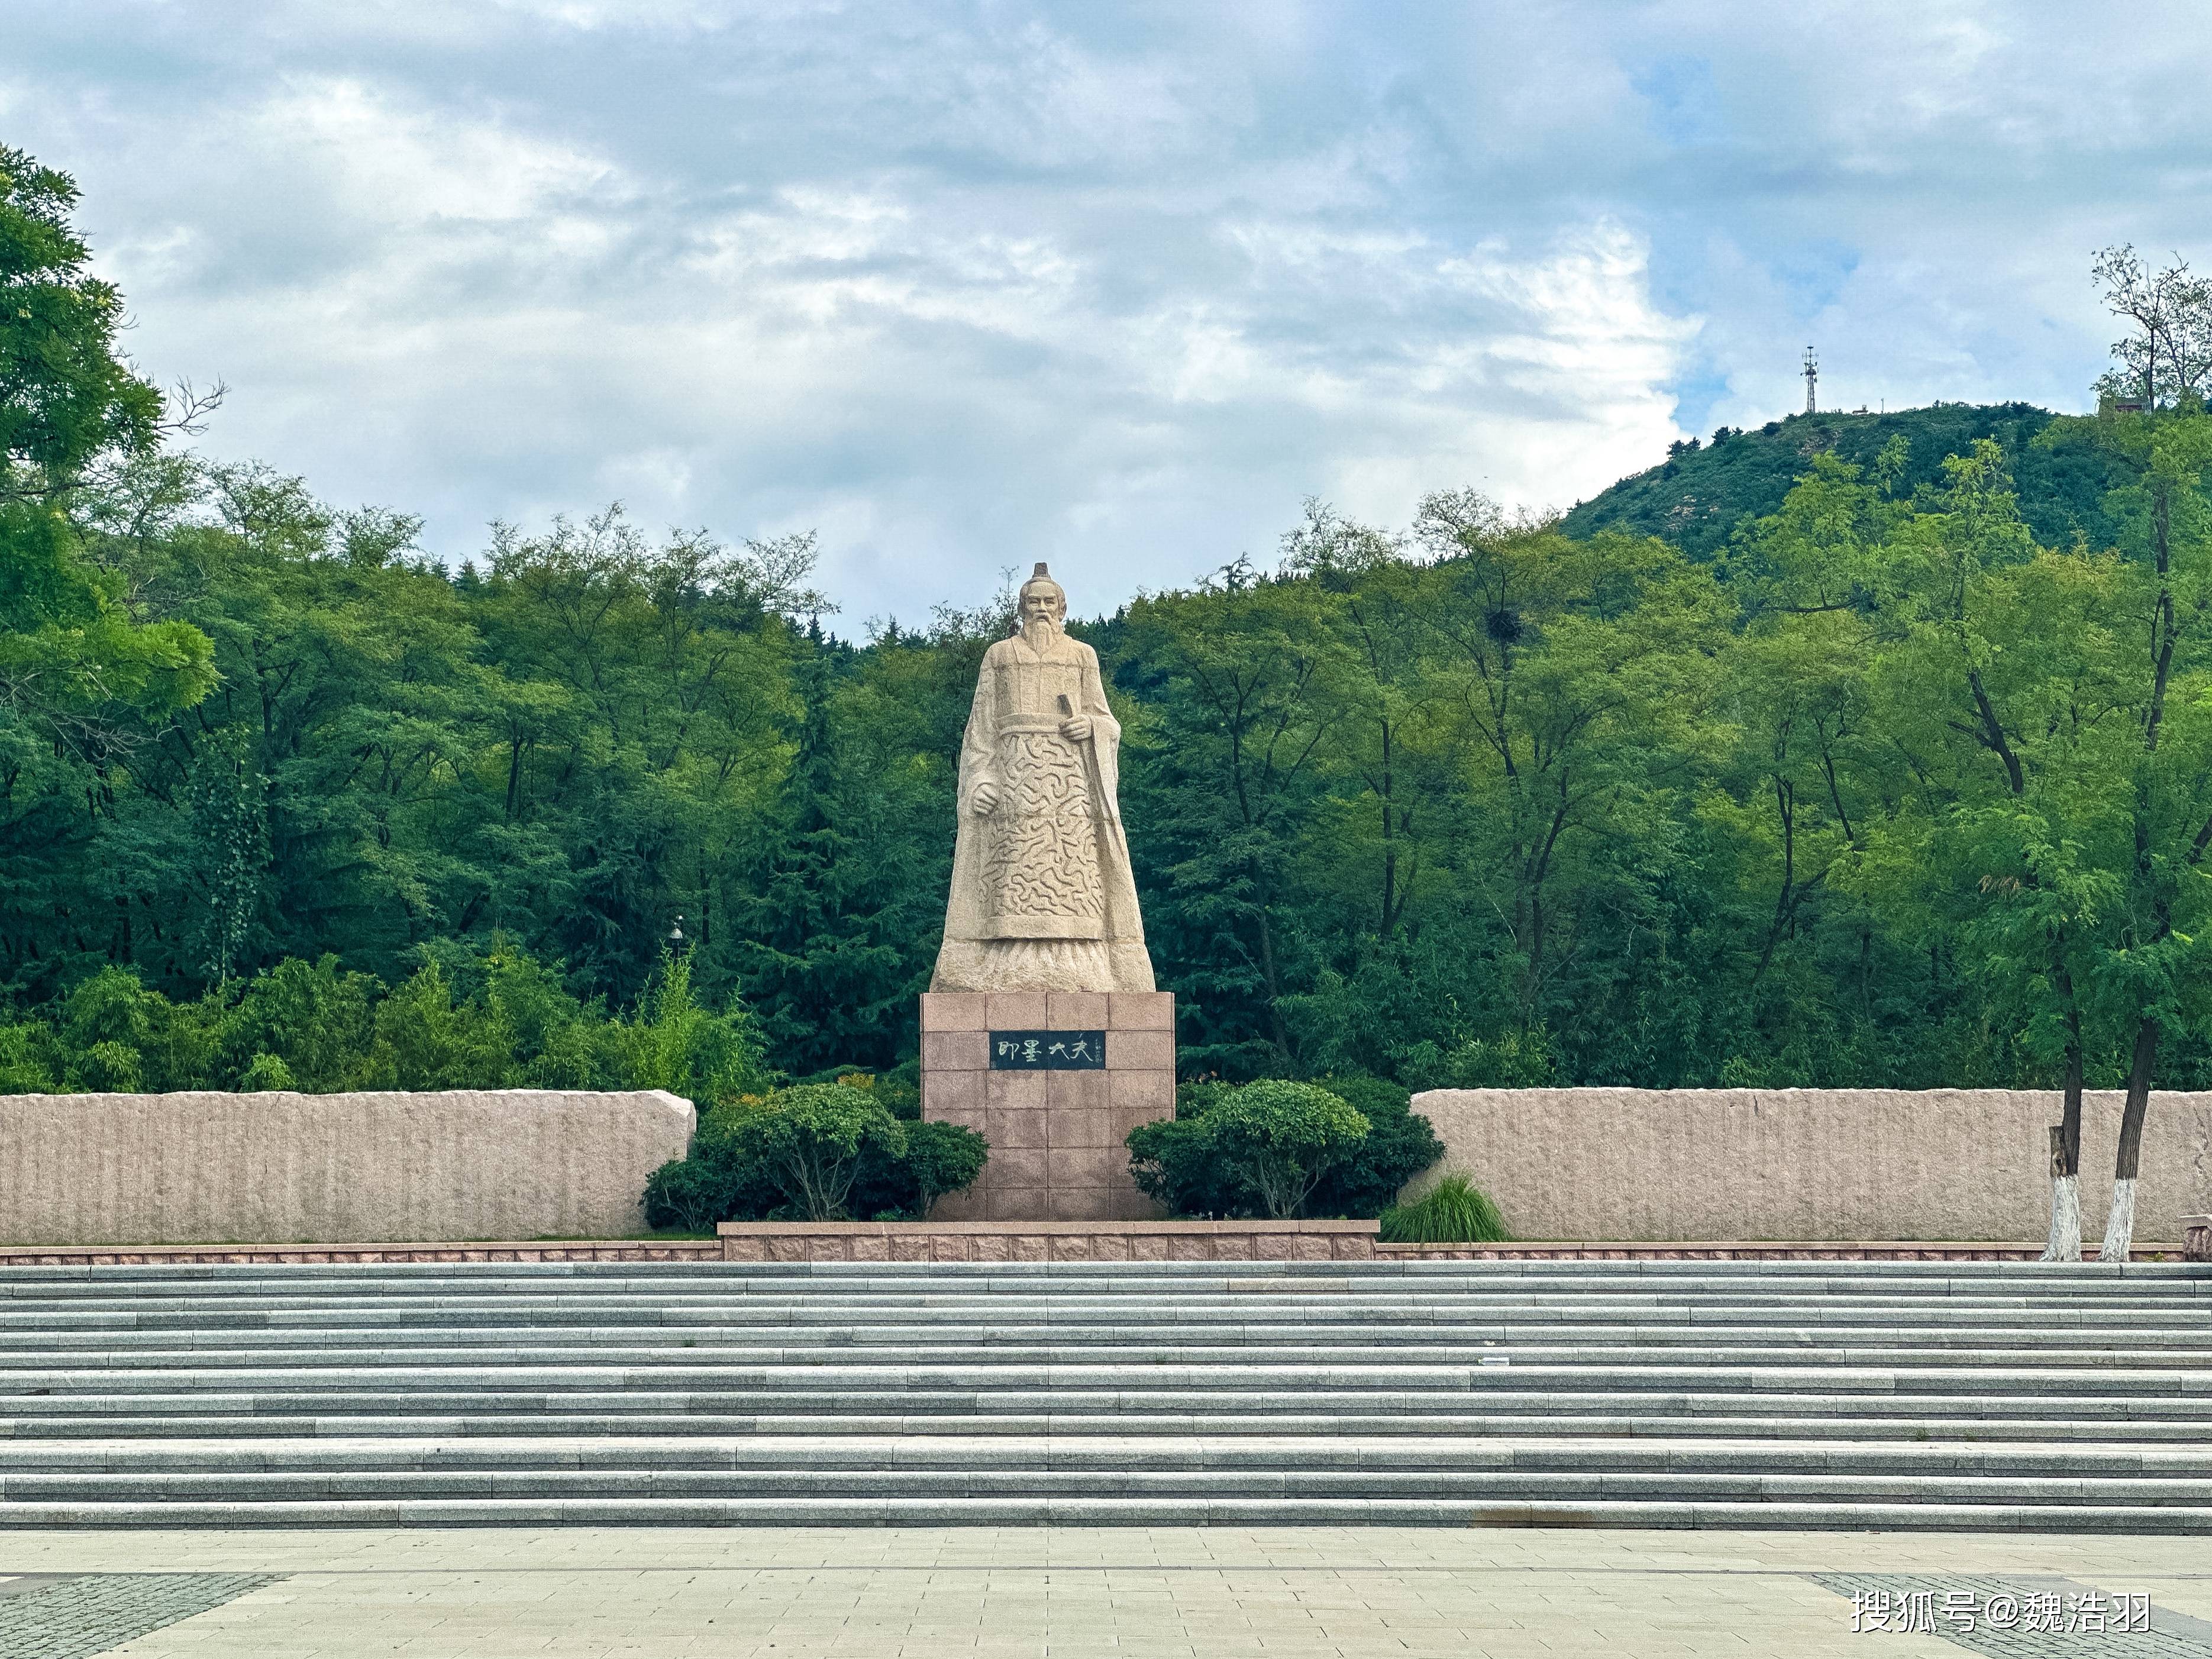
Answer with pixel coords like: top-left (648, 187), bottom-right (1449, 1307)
top-left (930, 626), bottom-right (1155, 993)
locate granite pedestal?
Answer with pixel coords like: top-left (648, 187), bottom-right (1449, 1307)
top-left (919, 990), bottom-right (1174, 1221)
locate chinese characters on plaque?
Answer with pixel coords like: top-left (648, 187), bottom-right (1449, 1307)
top-left (988, 1030), bottom-right (1108, 1070)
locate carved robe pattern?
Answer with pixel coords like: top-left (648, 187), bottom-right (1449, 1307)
top-left (983, 723), bottom-right (1105, 936)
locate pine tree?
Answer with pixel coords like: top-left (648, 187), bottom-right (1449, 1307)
top-left (728, 636), bottom-right (934, 1073)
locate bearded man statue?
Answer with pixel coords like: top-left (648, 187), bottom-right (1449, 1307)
top-left (929, 564), bottom-right (1156, 993)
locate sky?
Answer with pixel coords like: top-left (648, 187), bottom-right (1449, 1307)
top-left (7, 2), bottom-right (2211, 626)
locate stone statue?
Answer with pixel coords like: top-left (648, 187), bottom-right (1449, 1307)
top-left (931, 564), bottom-right (1155, 993)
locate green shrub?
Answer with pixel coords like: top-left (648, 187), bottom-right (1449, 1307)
top-left (0, 940), bottom-right (777, 1103)
top-left (1132, 1076), bottom-right (1443, 1221)
top-left (642, 1157), bottom-right (734, 1232)
top-left (1129, 1078), bottom-right (1371, 1219)
top-left (1305, 1074), bottom-right (1445, 1216)
top-left (0, 1022), bottom-right (56, 1092)
top-left (649, 1083), bottom-right (990, 1227)
top-left (1378, 1174), bottom-right (1509, 1244)
top-left (238, 1051), bottom-right (295, 1091)
top-left (1396, 1031), bottom-right (1556, 1091)
top-left (600, 950), bottom-right (773, 1105)
top-left (799, 1062), bottom-right (923, 1121)
top-left (1125, 1112), bottom-right (1241, 1218)
top-left (721, 1082), bottom-right (905, 1219)
top-left (847, 1118), bottom-right (988, 1218)
top-left (1207, 1082), bottom-right (1369, 1218)
top-left (218, 956), bottom-right (380, 1090)
top-left (76, 1040), bottom-right (144, 1092)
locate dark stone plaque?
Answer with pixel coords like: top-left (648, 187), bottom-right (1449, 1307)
top-left (988, 1029), bottom-right (1107, 1070)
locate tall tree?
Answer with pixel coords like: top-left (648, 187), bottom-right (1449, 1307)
top-left (1, 146), bottom-right (214, 996)
top-left (1410, 501), bottom-right (1730, 1038)
top-left (2092, 245), bottom-right (2212, 410)
top-left (2073, 405), bottom-right (2212, 1258)
top-left (1116, 560), bottom-right (1338, 1074)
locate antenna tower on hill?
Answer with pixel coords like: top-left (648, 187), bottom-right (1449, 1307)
top-left (1802, 347), bottom-right (1819, 414)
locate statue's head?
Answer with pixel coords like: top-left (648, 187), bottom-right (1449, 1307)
top-left (1016, 563), bottom-right (1065, 634)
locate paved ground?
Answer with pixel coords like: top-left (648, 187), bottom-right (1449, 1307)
top-left (2, 1528), bottom-right (2211, 1658)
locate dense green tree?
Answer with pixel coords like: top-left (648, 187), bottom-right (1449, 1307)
top-left (17, 131), bottom-right (2212, 1273)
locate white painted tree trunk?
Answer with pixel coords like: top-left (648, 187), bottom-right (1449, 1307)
top-left (2039, 1174), bottom-right (2081, 1263)
top-left (2097, 1177), bottom-right (2137, 1263)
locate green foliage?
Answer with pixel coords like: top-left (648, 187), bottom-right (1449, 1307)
top-left (16, 142), bottom-right (2212, 1144)
top-left (849, 1118), bottom-right (989, 1219)
top-left (1129, 1078), bottom-right (1375, 1219)
top-left (646, 1082), bottom-right (986, 1227)
top-left (1396, 1034), bottom-right (1557, 1091)
top-left (1304, 1075), bottom-right (1446, 1217)
top-left (711, 1082), bottom-right (908, 1220)
top-left (1561, 404), bottom-right (2128, 560)
top-left (1125, 1114), bottom-right (1238, 1219)
top-left (0, 146), bottom-right (162, 477)
top-left (1, 145), bottom-right (215, 803)
top-left (1378, 1175), bottom-right (1510, 1244)
top-left (0, 940), bottom-right (773, 1099)
top-left (599, 951), bottom-right (771, 1104)
top-left (237, 1051), bottom-right (294, 1092)
top-left (640, 1157), bottom-right (742, 1234)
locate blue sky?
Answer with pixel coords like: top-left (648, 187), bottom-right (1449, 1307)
top-left (8, 2), bottom-right (2208, 625)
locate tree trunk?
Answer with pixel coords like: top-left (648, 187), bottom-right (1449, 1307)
top-left (2098, 1015), bottom-right (2158, 1262)
top-left (2041, 1128), bottom-right (2081, 1263)
top-left (1255, 902), bottom-right (1293, 1066)
top-left (2040, 1010), bottom-right (2085, 1262)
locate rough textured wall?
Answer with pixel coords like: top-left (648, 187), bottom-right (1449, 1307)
top-left (1407, 1089), bottom-right (2212, 1243)
top-left (0, 1090), bottom-right (695, 1245)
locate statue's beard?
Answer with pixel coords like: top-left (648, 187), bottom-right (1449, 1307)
top-left (1022, 614), bottom-right (1062, 648)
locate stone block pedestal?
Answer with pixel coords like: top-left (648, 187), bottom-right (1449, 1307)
top-left (920, 990), bottom-right (1175, 1221)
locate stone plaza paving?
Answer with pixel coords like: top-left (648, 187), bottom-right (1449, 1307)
top-left (3, 1527), bottom-right (2212, 1658)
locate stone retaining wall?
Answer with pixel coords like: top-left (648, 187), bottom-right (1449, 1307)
top-left (0, 1239), bottom-right (723, 1266)
top-left (1372, 1240), bottom-right (2182, 1262)
top-left (717, 1219), bottom-right (1378, 1261)
top-left (0, 1234), bottom-right (2187, 1267)
top-left (1412, 1087), bottom-right (2212, 1244)
top-left (0, 1089), bottom-right (695, 1246)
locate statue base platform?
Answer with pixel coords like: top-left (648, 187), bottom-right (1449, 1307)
top-left (919, 991), bottom-right (1175, 1221)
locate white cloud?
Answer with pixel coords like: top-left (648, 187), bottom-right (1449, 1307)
top-left (6, 1), bottom-right (2207, 621)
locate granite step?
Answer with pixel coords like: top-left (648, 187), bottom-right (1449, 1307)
top-left (8, 1336), bottom-right (2203, 1363)
top-left (1, 1259), bottom-right (2203, 1530)
top-left (6, 1466), bottom-right (2211, 1507)
top-left (11, 1434), bottom-right (2211, 1477)
top-left (8, 1361), bottom-right (2208, 1398)
top-left (11, 1408), bottom-right (2212, 1442)
top-left (8, 1497), bottom-right (2211, 1532)
top-left (8, 1316), bottom-right (2209, 1350)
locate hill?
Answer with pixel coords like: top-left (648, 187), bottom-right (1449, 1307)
top-left (1559, 402), bottom-right (2131, 558)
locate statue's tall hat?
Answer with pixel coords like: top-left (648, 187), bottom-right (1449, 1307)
top-left (1019, 561), bottom-right (1065, 607)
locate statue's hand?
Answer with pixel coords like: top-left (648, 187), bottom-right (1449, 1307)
top-left (970, 780), bottom-right (1000, 815)
top-left (1059, 716), bottom-right (1093, 743)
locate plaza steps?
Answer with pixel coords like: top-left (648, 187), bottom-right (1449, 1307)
top-left (0, 1259), bottom-right (2207, 1530)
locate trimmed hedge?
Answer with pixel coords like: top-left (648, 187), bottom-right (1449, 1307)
top-left (643, 1081), bottom-right (986, 1226)
top-left (1126, 1074), bottom-right (1442, 1221)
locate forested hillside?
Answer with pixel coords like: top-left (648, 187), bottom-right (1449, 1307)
top-left (1559, 402), bottom-right (2132, 558)
top-left (11, 144), bottom-right (2212, 1119)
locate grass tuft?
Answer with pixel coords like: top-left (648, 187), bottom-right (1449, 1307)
top-left (1377, 1174), bottom-right (1509, 1244)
